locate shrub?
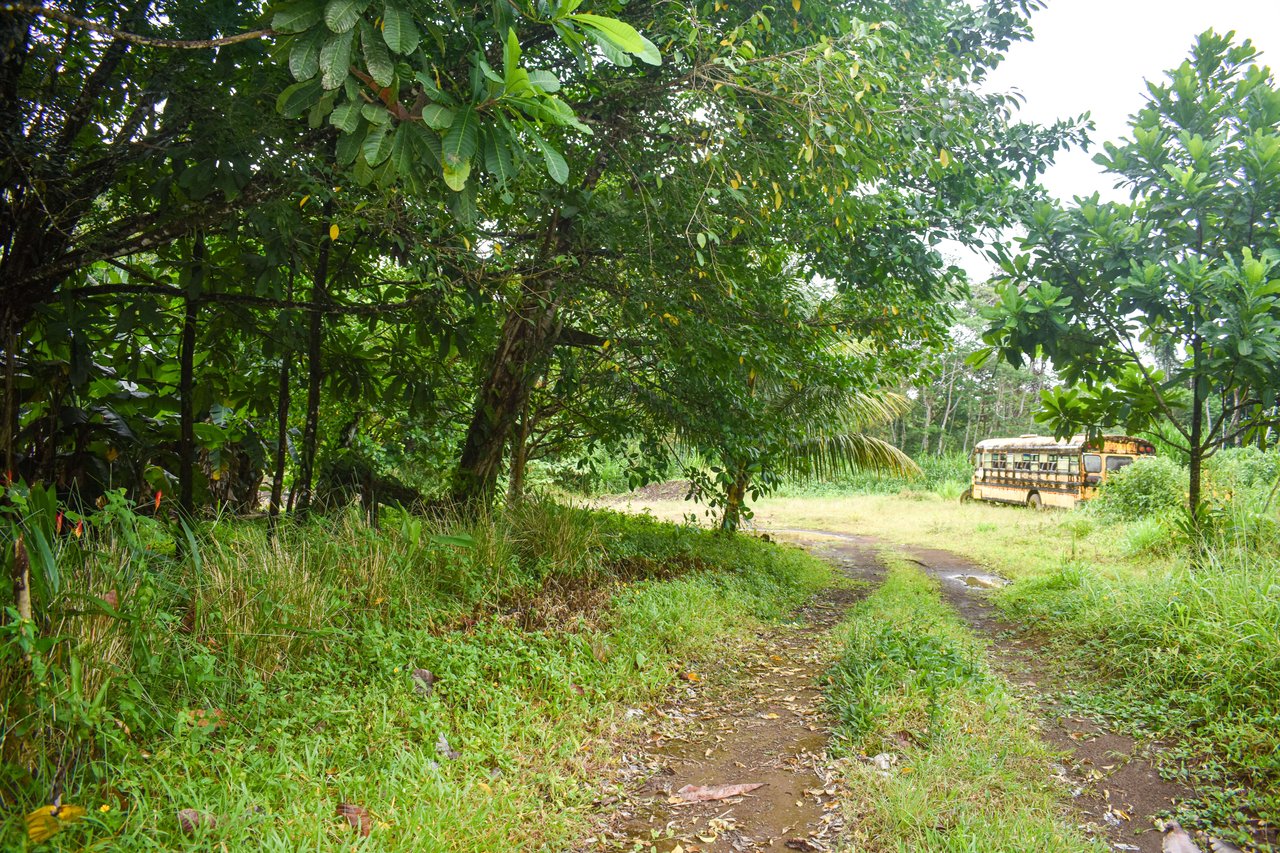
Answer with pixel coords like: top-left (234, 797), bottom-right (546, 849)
top-left (1090, 455), bottom-right (1187, 521)
top-left (1204, 446), bottom-right (1280, 508)
top-left (1120, 516), bottom-right (1175, 558)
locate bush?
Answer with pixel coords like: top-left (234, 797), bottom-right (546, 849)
top-left (1090, 455), bottom-right (1187, 521)
top-left (1120, 516), bottom-right (1175, 558)
top-left (1205, 446), bottom-right (1280, 508)
top-left (998, 545), bottom-right (1280, 828)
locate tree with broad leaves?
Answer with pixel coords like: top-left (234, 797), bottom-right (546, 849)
top-left (442, 0), bottom-right (1084, 509)
top-left (981, 30), bottom-right (1280, 513)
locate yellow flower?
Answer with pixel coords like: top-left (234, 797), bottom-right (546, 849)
top-left (99, 804), bottom-right (111, 813)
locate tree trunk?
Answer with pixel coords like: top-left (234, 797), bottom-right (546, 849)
top-left (268, 268), bottom-right (294, 541)
top-left (452, 293), bottom-right (562, 509)
top-left (1, 308), bottom-right (16, 480)
top-left (506, 394), bottom-right (532, 507)
top-left (295, 215), bottom-right (332, 518)
top-left (918, 390), bottom-right (933, 457)
top-left (935, 365), bottom-right (958, 457)
top-left (10, 535), bottom-right (31, 663)
top-left (267, 346), bottom-right (291, 540)
top-left (1188, 337), bottom-right (1204, 512)
top-left (720, 472), bottom-right (750, 532)
top-left (177, 234), bottom-right (205, 520)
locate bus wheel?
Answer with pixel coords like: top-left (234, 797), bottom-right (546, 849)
top-left (1026, 492), bottom-right (1043, 511)
top-left (959, 488), bottom-right (973, 504)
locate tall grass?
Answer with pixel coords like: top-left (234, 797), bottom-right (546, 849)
top-left (999, 539), bottom-right (1280, 828)
top-left (774, 452), bottom-right (971, 497)
top-left (0, 500), bottom-right (831, 849)
top-left (826, 559), bottom-right (1093, 852)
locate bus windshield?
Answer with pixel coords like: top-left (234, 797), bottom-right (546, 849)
top-left (1107, 455), bottom-right (1134, 471)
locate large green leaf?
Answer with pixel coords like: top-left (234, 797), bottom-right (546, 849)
top-left (324, 0), bottom-right (366, 33)
top-left (421, 104), bottom-right (454, 130)
top-left (382, 1), bottom-right (420, 54)
top-left (567, 13), bottom-right (661, 65)
top-left (288, 27), bottom-right (325, 80)
top-left (272, 0), bottom-right (325, 33)
top-left (441, 107), bottom-right (478, 191)
top-left (483, 128), bottom-right (516, 185)
top-left (527, 69), bottom-right (561, 93)
top-left (363, 124), bottom-right (394, 166)
top-left (329, 102), bottom-right (361, 132)
top-left (277, 78), bottom-right (323, 117)
top-left (360, 20), bottom-right (394, 87)
top-left (336, 125), bottom-right (363, 164)
top-left (531, 132), bottom-right (568, 184)
top-left (503, 28), bottom-right (522, 79)
top-left (319, 30), bottom-right (354, 90)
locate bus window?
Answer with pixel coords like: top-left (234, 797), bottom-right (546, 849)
top-left (1107, 455), bottom-right (1134, 472)
top-left (1083, 454), bottom-right (1101, 474)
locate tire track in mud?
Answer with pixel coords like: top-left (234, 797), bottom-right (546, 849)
top-left (775, 529), bottom-right (1198, 853)
top-left (580, 540), bottom-right (884, 852)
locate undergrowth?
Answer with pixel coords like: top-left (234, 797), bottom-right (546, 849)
top-left (824, 557), bottom-right (1097, 852)
top-left (998, 541), bottom-right (1280, 842)
top-left (0, 500), bottom-right (830, 850)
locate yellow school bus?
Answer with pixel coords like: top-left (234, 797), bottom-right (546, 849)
top-left (962, 434), bottom-right (1156, 509)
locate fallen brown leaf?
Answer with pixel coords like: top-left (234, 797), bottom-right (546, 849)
top-left (176, 809), bottom-right (217, 834)
top-left (1162, 821), bottom-right (1202, 853)
top-left (337, 803), bottom-right (371, 837)
top-left (411, 669), bottom-right (436, 697)
top-left (676, 782), bottom-right (764, 802)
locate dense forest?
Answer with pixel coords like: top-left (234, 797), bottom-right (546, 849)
top-left (2, 0), bottom-right (1279, 850)
top-left (1, 0), bottom-right (1081, 524)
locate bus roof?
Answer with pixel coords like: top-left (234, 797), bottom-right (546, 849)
top-left (974, 434), bottom-right (1154, 454)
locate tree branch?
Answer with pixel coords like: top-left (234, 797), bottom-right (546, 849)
top-left (2, 4), bottom-right (273, 49)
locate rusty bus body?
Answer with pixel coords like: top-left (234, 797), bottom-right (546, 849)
top-left (963, 434), bottom-right (1156, 510)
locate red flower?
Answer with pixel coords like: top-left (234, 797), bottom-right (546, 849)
top-left (153, 490), bottom-right (163, 512)
top-left (56, 512), bottom-right (64, 534)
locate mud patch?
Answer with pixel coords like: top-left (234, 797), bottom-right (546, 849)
top-left (581, 545), bottom-right (882, 852)
top-left (892, 544), bottom-right (1197, 853)
top-left (604, 480), bottom-right (695, 503)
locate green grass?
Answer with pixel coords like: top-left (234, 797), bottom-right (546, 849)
top-left (0, 503), bottom-right (832, 850)
top-left (998, 544), bottom-right (1280, 842)
top-left (824, 556), bottom-right (1099, 852)
top-left (711, 491), bottom-right (1278, 848)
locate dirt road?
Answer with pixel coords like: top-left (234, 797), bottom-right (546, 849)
top-left (582, 529), bottom-right (1200, 853)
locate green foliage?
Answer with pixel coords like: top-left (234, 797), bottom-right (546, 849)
top-left (827, 571), bottom-right (988, 742)
top-left (775, 453), bottom-right (971, 498)
top-left (999, 544), bottom-right (1280, 829)
top-left (1089, 456), bottom-right (1188, 521)
top-left (981, 31), bottom-right (1280, 508)
top-left (0, 499), bottom-right (830, 847)
top-left (825, 560), bottom-right (1092, 851)
top-left (1206, 446), bottom-right (1280, 504)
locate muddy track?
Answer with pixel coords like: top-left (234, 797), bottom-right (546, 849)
top-left (582, 540), bottom-right (884, 852)
top-left (585, 528), bottom-right (1209, 853)
top-left (776, 529), bottom-right (1197, 853)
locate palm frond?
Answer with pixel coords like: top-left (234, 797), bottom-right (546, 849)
top-left (781, 432), bottom-right (920, 481)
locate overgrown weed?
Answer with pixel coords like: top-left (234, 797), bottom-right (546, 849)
top-left (825, 557), bottom-right (1095, 851)
top-left (0, 501), bottom-right (831, 849)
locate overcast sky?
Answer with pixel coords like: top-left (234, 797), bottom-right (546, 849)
top-left (948, 0), bottom-right (1280, 278)
top-left (988, 0), bottom-right (1280, 202)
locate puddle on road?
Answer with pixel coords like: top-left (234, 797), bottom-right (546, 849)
top-left (950, 573), bottom-right (1009, 589)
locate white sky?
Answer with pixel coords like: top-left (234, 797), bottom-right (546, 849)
top-left (949, 0), bottom-right (1280, 278)
top-left (988, 0), bottom-right (1280, 202)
